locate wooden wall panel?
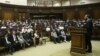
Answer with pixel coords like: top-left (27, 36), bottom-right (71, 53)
top-left (0, 6), bottom-right (2, 20)
top-left (0, 3), bottom-right (100, 20)
top-left (79, 9), bottom-right (87, 19)
top-left (74, 9), bottom-right (79, 20)
top-left (93, 8), bottom-right (100, 19)
top-left (17, 12), bottom-right (28, 20)
top-left (87, 8), bottom-right (94, 18)
top-left (3, 11), bottom-right (13, 20)
top-left (72, 34), bottom-right (82, 47)
top-left (65, 9), bottom-right (75, 19)
top-left (63, 12), bottom-right (67, 20)
top-left (1, 8), bottom-right (14, 20)
top-left (13, 8), bottom-right (18, 20)
top-left (70, 27), bottom-right (86, 54)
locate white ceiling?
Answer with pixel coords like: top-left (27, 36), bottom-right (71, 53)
top-left (27, 0), bottom-right (100, 6)
top-left (0, 0), bottom-right (100, 6)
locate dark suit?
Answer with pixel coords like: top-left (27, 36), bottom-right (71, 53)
top-left (85, 19), bottom-right (93, 52)
top-left (12, 34), bottom-right (20, 51)
top-left (7, 34), bottom-right (14, 44)
top-left (28, 32), bottom-right (34, 46)
top-left (5, 33), bottom-right (14, 54)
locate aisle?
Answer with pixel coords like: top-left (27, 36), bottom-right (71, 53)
top-left (5, 41), bottom-right (100, 56)
top-left (6, 42), bottom-right (70, 56)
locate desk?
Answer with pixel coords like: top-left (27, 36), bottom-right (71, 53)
top-left (70, 27), bottom-right (86, 54)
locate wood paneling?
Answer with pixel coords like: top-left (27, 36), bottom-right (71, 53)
top-left (72, 34), bottom-right (82, 47)
top-left (3, 11), bottom-right (13, 20)
top-left (18, 12), bottom-right (28, 20)
top-left (93, 8), bottom-right (100, 19)
top-left (65, 9), bottom-right (75, 19)
top-left (79, 8), bottom-right (87, 19)
top-left (70, 27), bottom-right (86, 54)
top-left (0, 6), bottom-right (2, 20)
top-left (0, 3), bottom-right (100, 20)
top-left (1, 8), bottom-right (14, 20)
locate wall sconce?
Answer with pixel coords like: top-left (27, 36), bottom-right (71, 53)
top-left (80, 0), bottom-right (85, 4)
top-left (5, 0), bottom-right (10, 4)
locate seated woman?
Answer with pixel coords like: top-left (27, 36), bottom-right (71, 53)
top-left (38, 32), bottom-right (44, 45)
top-left (60, 30), bottom-right (66, 42)
top-left (51, 30), bottom-right (58, 44)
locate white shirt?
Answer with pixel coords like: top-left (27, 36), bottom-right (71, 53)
top-left (51, 32), bottom-right (57, 38)
top-left (27, 28), bottom-right (33, 33)
top-left (17, 35), bottom-right (24, 43)
top-left (1, 26), bottom-right (7, 29)
top-left (21, 28), bottom-right (27, 33)
top-left (46, 27), bottom-right (50, 32)
top-left (59, 26), bottom-right (64, 30)
top-left (34, 33), bottom-right (39, 38)
top-left (13, 35), bottom-right (17, 41)
top-left (61, 31), bottom-right (66, 36)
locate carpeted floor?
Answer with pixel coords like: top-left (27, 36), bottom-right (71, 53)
top-left (4, 40), bottom-right (100, 56)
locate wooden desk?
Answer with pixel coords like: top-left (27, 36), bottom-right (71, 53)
top-left (70, 27), bottom-right (86, 54)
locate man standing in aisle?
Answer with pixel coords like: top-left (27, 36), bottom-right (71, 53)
top-left (85, 14), bottom-right (93, 53)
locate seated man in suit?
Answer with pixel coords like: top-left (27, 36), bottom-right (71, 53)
top-left (22, 28), bottom-right (31, 47)
top-left (12, 30), bottom-right (20, 51)
top-left (5, 30), bottom-right (14, 55)
top-left (27, 26), bottom-right (34, 46)
top-left (22, 29), bottom-right (30, 47)
top-left (55, 27), bottom-right (61, 43)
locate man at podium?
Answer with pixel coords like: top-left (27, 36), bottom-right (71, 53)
top-left (85, 14), bottom-right (93, 53)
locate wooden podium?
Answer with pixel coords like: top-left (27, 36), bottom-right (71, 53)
top-left (69, 27), bottom-right (86, 54)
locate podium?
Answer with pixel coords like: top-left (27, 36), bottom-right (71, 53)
top-left (69, 27), bottom-right (86, 54)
